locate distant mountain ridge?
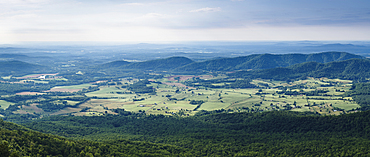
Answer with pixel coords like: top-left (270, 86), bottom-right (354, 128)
top-left (0, 60), bottom-right (48, 75)
top-left (0, 54), bottom-right (29, 59)
top-left (99, 52), bottom-right (364, 72)
top-left (175, 51), bottom-right (364, 72)
top-left (100, 56), bottom-right (194, 71)
top-left (230, 58), bottom-right (370, 81)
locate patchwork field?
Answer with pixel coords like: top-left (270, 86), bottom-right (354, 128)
top-left (4, 75), bottom-right (361, 118)
top-left (81, 77), bottom-right (360, 116)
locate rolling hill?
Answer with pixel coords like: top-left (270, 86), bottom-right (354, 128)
top-left (175, 51), bottom-right (365, 72)
top-left (99, 56), bottom-right (194, 71)
top-left (0, 60), bottom-right (49, 75)
top-left (230, 58), bottom-right (370, 81)
top-left (98, 52), bottom-right (364, 73)
top-left (0, 118), bottom-right (188, 156)
top-left (21, 110), bottom-right (370, 156)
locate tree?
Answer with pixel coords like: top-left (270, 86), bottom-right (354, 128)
top-left (174, 77), bottom-right (180, 82)
top-left (0, 141), bottom-right (10, 157)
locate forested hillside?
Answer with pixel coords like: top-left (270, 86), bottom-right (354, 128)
top-left (175, 51), bottom-right (364, 72)
top-left (0, 60), bottom-right (49, 76)
top-left (22, 110), bottom-right (370, 156)
top-left (96, 52), bottom-right (363, 73)
top-left (0, 118), bottom-right (189, 156)
top-left (230, 58), bottom-right (370, 81)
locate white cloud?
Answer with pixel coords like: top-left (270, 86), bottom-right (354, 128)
top-left (0, 0), bottom-right (369, 43)
top-left (0, 0), bottom-right (50, 8)
top-left (118, 3), bottom-right (144, 6)
top-left (143, 13), bottom-right (166, 18)
top-left (190, 7), bottom-right (221, 13)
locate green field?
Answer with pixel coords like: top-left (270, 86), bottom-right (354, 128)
top-left (17, 74), bottom-right (39, 78)
top-left (85, 87), bottom-right (134, 98)
top-left (4, 76), bottom-right (362, 117)
top-left (33, 80), bottom-right (49, 84)
top-left (54, 83), bottom-right (94, 89)
top-left (0, 100), bottom-right (14, 110)
top-left (1, 75), bottom-right (12, 79)
top-left (54, 78), bottom-right (68, 81)
top-left (82, 77), bottom-right (361, 116)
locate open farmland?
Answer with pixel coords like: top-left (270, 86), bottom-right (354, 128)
top-left (80, 76), bottom-right (360, 116)
top-left (0, 74), bottom-right (361, 119)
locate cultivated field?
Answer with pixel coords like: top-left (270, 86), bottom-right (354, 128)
top-left (4, 75), bottom-right (361, 117)
top-left (79, 76), bottom-right (360, 116)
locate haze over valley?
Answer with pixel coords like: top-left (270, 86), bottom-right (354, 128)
top-left (1, 0), bottom-right (370, 156)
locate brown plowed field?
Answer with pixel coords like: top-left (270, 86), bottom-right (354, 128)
top-left (17, 73), bottom-right (58, 79)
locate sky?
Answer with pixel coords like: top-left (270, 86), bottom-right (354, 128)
top-left (1, 0), bottom-right (370, 43)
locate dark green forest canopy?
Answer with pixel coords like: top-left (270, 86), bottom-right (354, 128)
top-left (0, 118), bottom-right (189, 157)
top-left (24, 110), bottom-right (370, 138)
top-left (19, 110), bottom-right (370, 156)
top-left (127, 79), bottom-right (156, 94)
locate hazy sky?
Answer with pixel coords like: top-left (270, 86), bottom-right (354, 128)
top-left (1, 0), bottom-right (370, 43)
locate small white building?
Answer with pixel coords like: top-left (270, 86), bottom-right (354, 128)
top-left (38, 75), bottom-right (46, 79)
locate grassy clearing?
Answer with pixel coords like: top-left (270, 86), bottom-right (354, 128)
top-left (54, 78), bottom-right (68, 81)
top-left (156, 101), bottom-right (197, 110)
top-left (17, 74), bottom-right (38, 78)
top-left (33, 80), bottom-right (49, 84)
top-left (134, 96), bottom-right (167, 105)
top-left (0, 100), bottom-right (14, 110)
top-left (85, 86), bottom-right (134, 98)
top-left (198, 102), bottom-right (230, 110)
top-left (55, 84), bottom-right (93, 89)
top-left (14, 103), bottom-right (43, 115)
top-left (291, 107), bottom-right (310, 112)
top-left (51, 107), bottom-right (82, 116)
top-left (122, 104), bottom-right (151, 112)
top-left (1, 76), bottom-right (12, 79)
top-left (331, 101), bottom-right (360, 110)
top-left (85, 112), bottom-right (104, 116)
